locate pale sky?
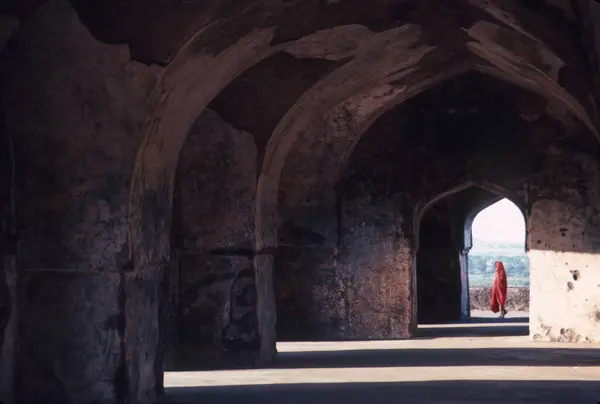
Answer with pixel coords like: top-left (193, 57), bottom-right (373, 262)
top-left (472, 198), bottom-right (525, 243)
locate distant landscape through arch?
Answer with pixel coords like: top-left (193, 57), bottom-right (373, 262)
top-left (468, 198), bottom-right (530, 316)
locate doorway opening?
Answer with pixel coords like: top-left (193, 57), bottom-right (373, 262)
top-left (416, 185), bottom-right (529, 338)
top-left (467, 198), bottom-right (529, 321)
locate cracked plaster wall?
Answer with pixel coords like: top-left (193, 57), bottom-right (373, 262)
top-left (528, 152), bottom-right (600, 343)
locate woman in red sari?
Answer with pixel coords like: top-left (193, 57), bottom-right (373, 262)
top-left (490, 260), bottom-right (508, 318)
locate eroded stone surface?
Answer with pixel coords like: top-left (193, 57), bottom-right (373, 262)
top-left (0, 255), bottom-right (17, 404)
top-left (1, 1), bottom-right (160, 402)
top-left (19, 270), bottom-right (122, 404)
top-left (0, 14), bottom-right (18, 51)
top-left (169, 109), bottom-right (260, 369)
top-left (2, 0), bottom-right (159, 272)
top-left (529, 200), bottom-right (600, 343)
top-left (2, 1), bottom-right (600, 403)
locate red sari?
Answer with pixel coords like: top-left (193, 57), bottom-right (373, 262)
top-left (490, 261), bottom-right (507, 313)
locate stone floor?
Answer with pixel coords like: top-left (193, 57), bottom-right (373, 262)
top-left (163, 313), bottom-right (600, 403)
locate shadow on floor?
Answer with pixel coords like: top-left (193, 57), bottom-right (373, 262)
top-left (273, 347), bottom-right (600, 369)
top-left (415, 324), bottom-right (529, 339)
top-left (163, 380), bottom-right (600, 404)
top-left (271, 318), bottom-right (599, 369)
top-left (415, 315), bottom-right (530, 339)
top-left (468, 316), bottom-right (529, 324)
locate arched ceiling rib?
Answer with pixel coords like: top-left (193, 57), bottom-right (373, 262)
top-left (413, 180), bottom-right (528, 251)
top-left (130, 0), bottom-right (598, 259)
top-left (265, 2), bottom-right (600, 236)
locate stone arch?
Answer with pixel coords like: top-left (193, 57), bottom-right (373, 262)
top-left (125, 18), bottom-right (474, 365)
top-left (128, 16), bottom-right (416, 369)
top-left (128, 21), bottom-right (417, 364)
top-left (413, 180), bottom-right (529, 322)
top-left (4, 1), bottom-right (600, 403)
top-left (127, 1), bottom-right (600, 380)
top-left (463, 193), bottom-right (527, 253)
top-left (462, 195), bottom-right (503, 253)
top-left (128, 20), bottom-right (427, 362)
top-left (265, 8), bottom-right (599, 345)
top-left (413, 179), bottom-right (528, 252)
top-left (128, 27), bottom-right (278, 267)
top-left (464, 193), bottom-right (530, 319)
top-left (260, 15), bottom-right (599, 258)
top-left (127, 26), bottom-right (286, 369)
top-left (128, 19), bottom-right (434, 377)
top-left (277, 60), bottom-right (470, 220)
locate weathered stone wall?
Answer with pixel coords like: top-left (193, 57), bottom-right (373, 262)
top-left (0, 14), bottom-right (19, 404)
top-left (528, 151), bottom-right (600, 342)
top-left (274, 160), bottom-right (342, 341)
top-left (0, 2), bottom-right (599, 403)
top-left (0, 254), bottom-right (16, 404)
top-left (275, 245), bottom-right (343, 341)
top-left (339, 194), bottom-right (412, 339)
top-left (170, 109), bottom-right (260, 369)
top-left (274, 115), bottom-right (344, 341)
top-left (0, 127), bottom-right (17, 404)
top-left (274, 188), bottom-right (412, 340)
top-left (0, 1), bottom-right (162, 402)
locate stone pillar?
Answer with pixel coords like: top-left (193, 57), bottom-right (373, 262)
top-left (459, 248), bottom-right (471, 321)
top-left (274, 200), bottom-right (345, 341)
top-left (19, 270), bottom-right (124, 404)
top-left (0, 1), bottom-right (160, 401)
top-left (123, 265), bottom-right (163, 404)
top-left (14, 198), bottom-right (164, 404)
top-left (0, 14), bottom-right (19, 404)
top-left (0, 254), bottom-right (17, 404)
top-left (170, 109), bottom-right (262, 369)
top-left (339, 195), bottom-right (412, 339)
top-left (175, 252), bottom-right (258, 369)
top-left (253, 253), bottom-right (277, 364)
top-left (12, 168), bottom-right (143, 404)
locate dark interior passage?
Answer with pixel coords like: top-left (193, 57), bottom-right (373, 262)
top-left (416, 201), bottom-right (462, 324)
